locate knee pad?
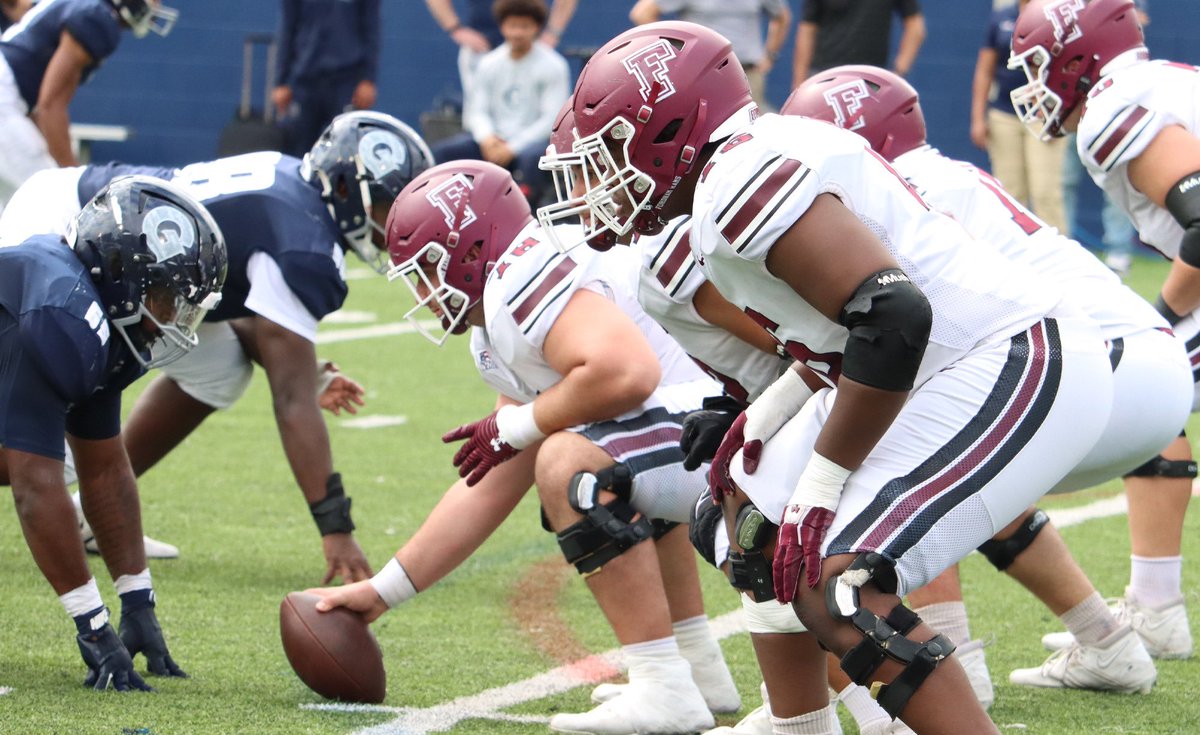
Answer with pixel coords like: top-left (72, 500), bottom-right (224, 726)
top-left (826, 553), bottom-right (955, 719)
top-left (1123, 454), bottom-right (1199, 479)
top-left (557, 465), bottom-right (653, 575)
top-left (742, 593), bottom-right (808, 634)
top-left (977, 508), bottom-right (1049, 571)
top-left (727, 502), bottom-right (777, 600)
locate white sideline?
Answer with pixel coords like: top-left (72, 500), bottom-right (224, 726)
top-left (0, 686), bottom-right (10, 696)
top-left (300, 494), bottom-right (1130, 734)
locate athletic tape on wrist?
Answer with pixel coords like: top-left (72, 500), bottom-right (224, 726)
top-left (496, 403), bottom-right (546, 449)
top-left (369, 558), bottom-right (417, 608)
top-left (789, 452), bottom-right (852, 509)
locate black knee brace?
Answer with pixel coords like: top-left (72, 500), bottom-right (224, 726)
top-left (826, 553), bottom-right (955, 719)
top-left (1124, 454), bottom-right (1198, 479)
top-left (977, 508), bottom-right (1049, 571)
top-left (726, 503), bottom-right (777, 600)
top-left (556, 464), bottom-right (654, 575)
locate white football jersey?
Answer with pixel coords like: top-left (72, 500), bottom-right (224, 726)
top-left (1077, 58), bottom-right (1200, 256)
top-left (894, 145), bottom-right (1166, 340)
top-left (635, 215), bottom-right (791, 402)
top-left (470, 220), bottom-right (710, 407)
top-left (690, 114), bottom-right (1060, 388)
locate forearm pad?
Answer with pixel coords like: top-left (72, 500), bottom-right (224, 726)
top-left (1166, 170), bottom-right (1200, 269)
top-left (309, 472), bottom-right (355, 536)
top-left (839, 269), bottom-right (932, 392)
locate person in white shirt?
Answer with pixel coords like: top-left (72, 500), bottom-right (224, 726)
top-left (431, 0), bottom-right (568, 205)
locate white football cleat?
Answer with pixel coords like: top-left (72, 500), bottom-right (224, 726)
top-left (553, 668), bottom-right (713, 735)
top-left (1042, 589), bottom-right (1192, 660)
top-left (76, 493), bottom-right (180, 559)
top-left (701, 704), bottom-right (772, 735)
top-left (1010, 624), bottom-right (1156, 694)
top-left (955, 639), bottom-right (994, 710)
top-left (590, 647), bottom-right (740, 714)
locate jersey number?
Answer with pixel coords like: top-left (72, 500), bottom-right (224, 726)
top-left (976, 169), bottom-right (1042, 236)
top-left (176, 155), bottom-right (279, 203)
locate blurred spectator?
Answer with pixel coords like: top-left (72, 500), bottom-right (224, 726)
top-left (792, 0), bottom-right (925, 87)
top-left (629, 0), bottom-right (791, 111)
top-left (1060, 0), bottom-right (1151, 277)
top-left (424, 0), bottom-right (576, 95)
top-left (273, 0), bottom-right (380, 157)
top-left (970, 0), bottom-right (1067, 233)
top-left (0, 0), bottom-right (32, 31)
top-left (430, 0), bottom-right (568, 205)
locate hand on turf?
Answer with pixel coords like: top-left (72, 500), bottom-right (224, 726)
top-left (119, 605), bottom-right (187, 678)
top-left (442, 411), bottom-right (521, 486)
top-left (321, 533), bottom-right (373, 585)
top-left (307, 581), bottom-right (389, 624)
top-left (76, 616), bottom-right (154, 692)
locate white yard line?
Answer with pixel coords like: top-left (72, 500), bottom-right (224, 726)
top-left (340, 415), bottom-right (408, 430)
top-left (0, 686), bottom-right (10, 696)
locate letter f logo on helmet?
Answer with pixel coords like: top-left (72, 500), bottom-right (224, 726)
top-left (622, 40), bottom-right (678, 102)
top-left (823, 81), bottom-right (871, 132)
top-left (1046, 0), bottom-right (1088, 43)
top-left (426, 174), bottom-right (478, 230)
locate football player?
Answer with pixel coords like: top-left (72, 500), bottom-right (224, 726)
top-left (0, 175), bottom-right (225, 689)
top-left (306, 160), bottom-right (743, 735)
top-left (0, 111), bottom-right (433, 584)
top-left (540, 21), bottom-right (1122, 732)
top-left (0, 0), bottom-right (32, 31)
top-left (785, 64), bottom-right (1190, 690)
top-left (0, 0), bottom-right (179, 211)
top-left (1009, 0), bottom-right (1199, 662)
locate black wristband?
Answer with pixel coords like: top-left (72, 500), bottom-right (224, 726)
top-left (309, 473), bottom-right (355, 536)
top-left (1154, 294), bottom-right (1185, 327)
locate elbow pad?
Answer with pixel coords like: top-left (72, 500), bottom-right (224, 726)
top-left (839, 269), bottom-right (932, 392)
top-left (1166, 170), bottom-right (1200, 268)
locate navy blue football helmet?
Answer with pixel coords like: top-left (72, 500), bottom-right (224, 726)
top-left (69, 175), bottom-right (227, 369)
top-left (109, 0), bottom-right (178, 38)
top-left (302, 111), bottom-right (435, 274)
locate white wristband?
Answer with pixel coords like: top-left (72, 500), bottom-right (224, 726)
top-left (495, 403), bottom-right (546, 449)
top-left (368, 558), bottom-right (417, 609)
top-left (789, 452), bottom-right (852, 511)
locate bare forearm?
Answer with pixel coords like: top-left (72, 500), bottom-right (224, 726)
top-left (31, 104), bottom-right (77, 166)
top-left (812, 379), bottom-right (907, 470)
top-left (1161, 259), bottom-right (1200, 317)
top-left (893, 17), bottom-right (926, 76)
top-left (78, 462), bottom-right (146, 579)
top-left (792, 23), bottom-right (816, 87)
top-left (9, 452), bottom-right (90, 594)
top-left (273, 395), bottom-right (335, 504)
top-left (396, 450), bottom-right (536, 589)
top-left (971, 50), bottom-right (996, 123)
top-left (533, 363), bottom-right (656, 433)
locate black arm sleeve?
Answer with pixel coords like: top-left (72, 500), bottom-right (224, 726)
top-left (838, 269), bottom-right (932, 392)
top-left (1165, 170), bottom-right (1200, 269)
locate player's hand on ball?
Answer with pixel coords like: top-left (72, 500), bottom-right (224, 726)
top-left (306, 581), bottom-right (389, 624)
top-left (75, 611), bottom-right (154, 692)
top-left (321, 533), bottom-right (373, 585)
top-left (119, 605), bottom-right (187, 678)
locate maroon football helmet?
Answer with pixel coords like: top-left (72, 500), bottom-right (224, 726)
top-left (782, 65), bottom-right (926, 161)
top-left (1008, 0), bottom-right (1146, 140)
top-left (536, 96), bottom-right (597, 251)
top-left (539, 21), bottom-right (756, 250)
top-left (385, 161), bottom-right (533, 345)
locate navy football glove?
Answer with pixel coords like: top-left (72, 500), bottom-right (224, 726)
top-left (74, 607), bottom-right (153, 692)
top-left (120, 600), bottom-right (187, 678)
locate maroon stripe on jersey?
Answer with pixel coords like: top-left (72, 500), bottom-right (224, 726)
top-left (597, 425), bottom-right (683, 459)
top-left (511, 258), bottom-right (576, 325)
top-left (655, 228), bottom-right (692, 289)
top-left (720, 159), bottom-right (804, 246)
top-left (1093, 106), bottom-right (1149, 166)
top-left (858, 322), bottom-right (1051, 549)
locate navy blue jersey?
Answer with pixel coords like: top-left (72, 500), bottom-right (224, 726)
top-left (0, 0), bottom-right (123, 109)
top-left (0, 238), bottom-right (143, 459)
top-left (79, 152), bottom-right (347, 323)
top-left (276, 0), bottom-right (380, 85)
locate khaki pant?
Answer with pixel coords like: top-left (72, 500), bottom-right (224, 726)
top-left (986, 108), bottom-right (1068, 233)
top-left (745, 64), bottom-right (769, 112)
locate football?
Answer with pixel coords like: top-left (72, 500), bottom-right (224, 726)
top-left (279, 591), bottom-right (386, 703)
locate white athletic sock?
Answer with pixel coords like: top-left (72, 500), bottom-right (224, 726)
top-left (59, 578), bottom-right (104, 619)
top-left (771, 701), bottom-right (840, 734)
top-left (1061, 592), bottom-right (1119, 647)
top-left (913, 601), bottom-right (971, 646)
top-left (672, 614), bottom-right (740, 712)
top-left (114, 568), bottom-right (152, 595)
top-left (837, 683), bottom-right (890, 732)
top-left (623, 635), bottom-right (683, 677)
top-left (1129, 555), bottom-right (1183, 607)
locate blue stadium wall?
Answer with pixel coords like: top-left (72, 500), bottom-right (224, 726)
top-left (74, 0), bottom-right (1200, 246)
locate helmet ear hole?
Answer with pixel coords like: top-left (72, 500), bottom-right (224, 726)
top-left (654, 119), bottom-right (684, 144)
